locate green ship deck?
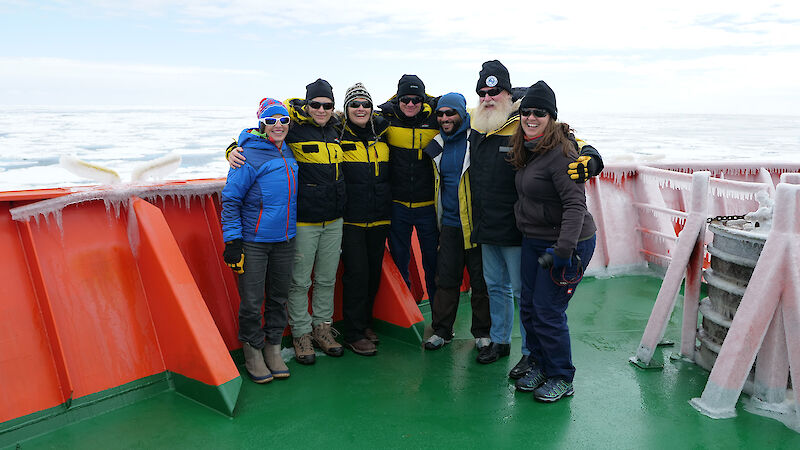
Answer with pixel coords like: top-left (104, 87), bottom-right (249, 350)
top-left (12, 275), bottom-right (800, 449)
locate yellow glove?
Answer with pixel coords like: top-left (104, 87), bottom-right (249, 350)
top-left (568, 155), bottom-right (594, 183)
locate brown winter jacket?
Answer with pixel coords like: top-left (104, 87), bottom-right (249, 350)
top-left (513, 140), bottom-right (596, 260)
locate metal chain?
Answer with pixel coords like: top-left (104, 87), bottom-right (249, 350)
top-left (707, 215), bottom-right (747, 223)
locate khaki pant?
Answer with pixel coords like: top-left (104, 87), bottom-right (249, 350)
top-left (287, 219), bottom-right (343, 336)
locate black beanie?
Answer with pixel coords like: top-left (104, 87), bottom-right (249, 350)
top-left (520, 80), bottom-right (557, 120)
top-left (397, 74), bottom-right (425, 98)
top-left (306, 78), bottom-right (334, 102)
top-left (476, 60), bottom-right (511, 94)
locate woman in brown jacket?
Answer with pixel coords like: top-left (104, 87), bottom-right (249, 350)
top-left (508, 81), bottom-right (597, 403)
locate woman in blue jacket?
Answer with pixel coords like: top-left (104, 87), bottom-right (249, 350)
top-left (221, 98), bottom-right (298, 384)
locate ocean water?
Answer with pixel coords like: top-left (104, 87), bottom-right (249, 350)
top-left (1, 106), bottom-right (799, 191)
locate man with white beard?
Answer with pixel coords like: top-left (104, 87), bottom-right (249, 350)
top-left (469, 60), bottom-right (603, 375)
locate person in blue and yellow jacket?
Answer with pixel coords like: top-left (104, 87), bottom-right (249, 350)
top-left (378, 74), bottom-right (440, 304)
top-left (422, 92), bottom-right (490, 352)
top-left (337, 82), bottom-right (392, 357)
top-left (226, 79), bottom-right (346, 365)
top-left (221, 97), bottom-right (297, 384)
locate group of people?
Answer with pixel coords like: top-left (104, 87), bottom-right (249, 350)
top-left (219, 60), bottom-right (603, 403)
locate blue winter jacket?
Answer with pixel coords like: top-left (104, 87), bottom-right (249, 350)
top-left (221, 129), bottom-right (298, 243)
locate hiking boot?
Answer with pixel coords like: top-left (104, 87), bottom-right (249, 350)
top-left (293, 333), bottom-right (316, 365)
top-left (242, 342), bottom-right (273, 383)
top-left (476, 342), bottom-right (511, 364)
top-left (533, 377), bottom-right (574, 402)
top-left (365, 328), bottom-right (380, 345)
top-left (312, 322), bottom-right (344, 357)
top-left (475, 337), bottom-right (491, 349)
top-left (345, 338), bottom-right (377, 356)
top-left (262, 344), bottom-right (290, 379)
top-left (508, 355), bottom-right (533, 379)
top-left (515, 365), bottom-right (546, 392)
top-left (423, 333), bottom-right (452, 350)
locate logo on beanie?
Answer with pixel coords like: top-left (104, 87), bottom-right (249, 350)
top-left (486, 76), bottom-right (498, 87)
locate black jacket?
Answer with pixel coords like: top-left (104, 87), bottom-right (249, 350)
top-left (378, 98), bottom-right (440, 206)
top-left (338, 114), bottom-right (392, 225)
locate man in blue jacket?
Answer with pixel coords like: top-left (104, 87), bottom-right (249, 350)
top-left (422, 92), bottom-right (490, 351)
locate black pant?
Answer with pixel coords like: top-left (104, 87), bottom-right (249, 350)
top-left (431, 225), bottom-right (490, 339)
top-left (238, 239), bottom-right (294, 347)
top-left (341, 224), bottom-right (390, 342)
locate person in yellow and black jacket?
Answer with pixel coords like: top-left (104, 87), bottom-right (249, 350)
top-left (337, 83), bottom-right (391, 357)
top-left (377, 74), bottom-right (440, 304)
top-left (226, 78), bottom-right (345, 365)
top-left (422, 92), bottom-right (490, 352)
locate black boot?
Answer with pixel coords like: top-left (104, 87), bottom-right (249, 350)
top-left (476, 342), bottom-right (510, 364)
top-left (508, 355), bottom-right (533, 379)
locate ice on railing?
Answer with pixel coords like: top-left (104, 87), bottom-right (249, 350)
top-left (600, 161), bottom-right (798, 186)
top-left (9, 181), bottom-right (225, 234)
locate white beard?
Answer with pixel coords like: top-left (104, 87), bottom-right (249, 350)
top-left (471, 97), bottom-right (516, 133)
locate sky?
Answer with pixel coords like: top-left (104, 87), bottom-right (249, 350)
top-left (1, 0), bottom-right (799, 115)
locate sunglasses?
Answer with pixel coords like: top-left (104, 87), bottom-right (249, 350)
top-left (436, 109), bottom-right (458, 117)
top-left (260, 116), bottom-right (291, 125)
top-left (479, 87), bottom-right (503, 98)
top-left (348, 100), bottom-right (373, 109)
top-left (308, 101), bottom-right (334, 110)
top-left (399, 95), bottom-right (423, 105)
top-left (520, 108), bottom-right (549, 118)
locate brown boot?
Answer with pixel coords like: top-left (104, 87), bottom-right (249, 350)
top-left (242, 342), bottom-right (272, 383)
top-left (262, 344), bottom-right (290, 379)
top-left (365, 328), bottom-right (380, 345)
top-left (292, 333), bottom-right (316, 365)
top-left (312, 322), bottom-right (344, 357)
top-left (346, 338), bottom-right (377, 356)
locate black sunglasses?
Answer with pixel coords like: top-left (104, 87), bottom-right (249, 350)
top-left (479, 87), bottom-right (503, 98)
top-left (436, 109), bottom-right (458, 117)
top-left (308, 101), bottom-right (334, 110)
top-left (520, 108), bottom-right (549, 118)
top-left (348, 100), bottom-right (373, 109)
top-left (399, 95), bottom-right (423, 105)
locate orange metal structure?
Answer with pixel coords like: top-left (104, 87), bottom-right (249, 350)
top-left (0, 180), bottom-right (425, 438)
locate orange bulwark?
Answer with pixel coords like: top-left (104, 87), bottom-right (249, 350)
top-left (0, 180), bottom-right (424, 445)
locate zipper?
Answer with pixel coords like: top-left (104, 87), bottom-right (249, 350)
top-left (254, 201), bottom-right (264, 235)
top-left (282, 151), bottom-right (296, 241)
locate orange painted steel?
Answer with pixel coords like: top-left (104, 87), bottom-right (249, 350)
top-left (0, 204), bottom-right (66, 422)
top-left (1, 179), bottom-right (426, 425)
top-left (1, 190), bottom-right (241, 424)
top-left (131, 197), bottom-right (239, 385)
top-left (150, 195), bottom-right (241, 350)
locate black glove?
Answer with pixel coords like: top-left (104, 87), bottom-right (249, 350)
top-left (223, 239), bottom-right (244, 274)
top-left (567, 155), bottom-right (598, 183)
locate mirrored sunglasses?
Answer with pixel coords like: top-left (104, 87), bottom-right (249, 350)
top-left (308, 101), bottom-right (334, 110)
top-left (520, 108), bottom-right (549, 118)
top-left (260, 116), bottom-right (291, 125)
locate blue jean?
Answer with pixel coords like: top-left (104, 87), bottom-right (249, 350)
top-left (482, 244), bottom-right (528, 355)
top-left (520, 235), bottom-right (596, 383)
top-left (388, 203), bottom-right (438, 302)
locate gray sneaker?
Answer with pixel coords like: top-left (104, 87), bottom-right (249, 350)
top-left (475, 337), bottom-right (491, 349)
top-left (423, 333), bottom-right (452, 350)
